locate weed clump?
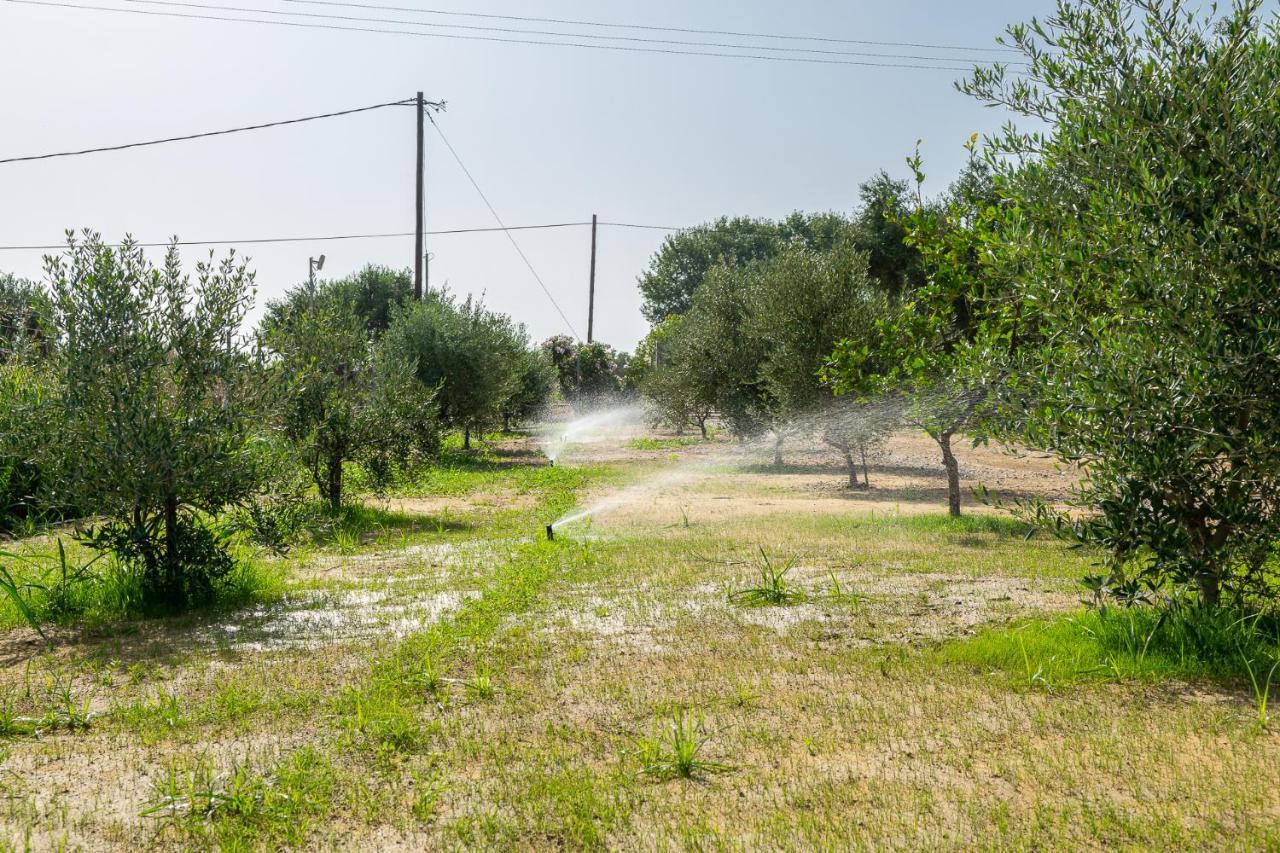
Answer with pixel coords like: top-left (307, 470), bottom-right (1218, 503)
top-left (729, 548), bottom-right (804, 607)
top-left (633, 711), bottom-right (732, 781)
top-left (942, 599), bottom-right (1280, 695)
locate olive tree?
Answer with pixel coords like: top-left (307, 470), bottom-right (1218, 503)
top-left (500, 346), bottom-right (555, 432)
top-left (0, 274), bottom-right (54, 361)
top-left (264, 264), bottom-right (412, 335)
top-left (265, 284), bottom-right (438, 510)
top-left (637, 213), bottom-right (854, 323)
top-left (745, 242), bottom-right (896, 488)
top-left (671, 265), bottom-right (780, 454)
top-left (383, 292), bottom-right (525, 448)
top-left (959, 0), bottom-right (1280, 605)
top-left (540, 336), bottom-right (626, 412)
top-left (825, 151), bottom-right (998, 516)
top-left (46, 233), bottom-right (262, 606)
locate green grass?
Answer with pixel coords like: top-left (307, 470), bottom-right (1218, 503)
top-left (11, 434), bottom-right (1280, 849)
top-left (633, 711), bottom-right (733, 781)
top-left (144, 747), bottom-right (336, 849)
top-left (940, 602), bottom-right (1280, 690)
top-left (0, 443), bottom-right (616, 631)
top-left (626, 436), bottom-right (707, 451)
top-left (0, 536), bottom-right (286, 631)
top-left (394, 456), bottom-right (599, 499)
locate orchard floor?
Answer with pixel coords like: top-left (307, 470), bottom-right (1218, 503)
top-left (1, 428), bottom-right (1277, 850)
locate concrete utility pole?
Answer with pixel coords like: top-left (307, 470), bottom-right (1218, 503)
top-left (587, 213), bottom-right (598, 343)
top-left (414, 91), bottom-right (426, 301)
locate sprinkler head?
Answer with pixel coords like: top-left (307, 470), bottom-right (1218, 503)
top-left (545, 524), bottom-right (555, 541)
top-left (548, 458), bottom-right (555, 467)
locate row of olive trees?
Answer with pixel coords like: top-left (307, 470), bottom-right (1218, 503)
top-left (640, 0), bottom-right (1280, 609)
top-left (0, 242), bottom-right (555, 608)
top-left (633, 196), bottom-right (928, 491)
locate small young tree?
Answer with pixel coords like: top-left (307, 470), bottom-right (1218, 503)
top-left (46, 233), bottom-right (262, 606)
top-left (826, 150), bottom-right (998, 516)
top-left (636, 316), bottom-right (709, 436)
top-left (266, 285), bottom-right (438, 510)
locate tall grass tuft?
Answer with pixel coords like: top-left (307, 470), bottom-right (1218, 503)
top-left (943, 598), bottom-right (1280, 689)
top-left (633, 711), bottom-right (733, 781)
top-left (729, 548), bottom-right (804, 607)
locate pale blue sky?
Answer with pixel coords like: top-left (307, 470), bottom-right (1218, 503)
top-left (1, 1), bottom-right (1051, 348)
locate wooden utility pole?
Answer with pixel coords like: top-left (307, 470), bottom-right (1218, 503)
top-left (587, 213), bottom-right (598, 343)
top-left (414, 91), bottom-right (425, 301)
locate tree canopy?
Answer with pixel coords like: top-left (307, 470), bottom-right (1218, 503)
top-left (946, 0), bottom-right (1280, 605)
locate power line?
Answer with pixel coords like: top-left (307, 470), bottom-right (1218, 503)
top-left (277, 0), bottom-right (1022, 56)
top-left (0, 97), bottom-right (432, 164)
top-left (0, 221), bottom-right (682, 251)
top-left (114, 0), bottom-right (1028, 66)
top-left (6, 1), bottom-right (991, 71)
top-left (425, 113), bottom-right (582, 339)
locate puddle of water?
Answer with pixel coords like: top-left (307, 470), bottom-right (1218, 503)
top-left (197, 579), bottom-right (479, 652)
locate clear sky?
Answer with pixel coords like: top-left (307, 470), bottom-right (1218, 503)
top-left (0, 0), bottom-right (1053, 350)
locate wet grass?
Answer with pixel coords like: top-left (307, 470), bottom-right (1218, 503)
top-left (627, 436), bottom-right (708, 451)
top-left (4, 436), bottom-right (1280, 849)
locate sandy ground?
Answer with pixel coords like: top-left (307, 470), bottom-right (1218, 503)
top-left (552, 427), bottom-right (1079, 529)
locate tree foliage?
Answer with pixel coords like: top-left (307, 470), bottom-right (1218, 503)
top-left (265, 283), bottom-right (438, 510)
top-left (636, 213), bottom-right (852, 323)
top-left (264, 264), bottom-right (412, 336)
top-left (643, 237), bottom-right (896, 478)
top-left (0, 273), bottom-right (54, 362)
top-left (745, 242), bottom-right (894, 486)
top-left (825, 151), bottom-right (999, 515)
top-left (850, 172), bottom-right (925, 299)
top-left (382, 292), bottom-right (529, 447)
top-left (46, 233), bottom-right (263, 605)
top-left (500, 346), bottom-right (556, 431)
top-left (541, 336), bottom-right (627, 411)
top-left (956, 0), bottom-right (1280, 605)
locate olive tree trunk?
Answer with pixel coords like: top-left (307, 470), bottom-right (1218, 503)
top-left (325, 452), bottom-right (343, 512)
top-left (936, 430), bottom-right (962, 517)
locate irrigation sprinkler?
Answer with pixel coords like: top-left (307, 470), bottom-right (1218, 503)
top-left (545, 524), bottom-right (555, 541)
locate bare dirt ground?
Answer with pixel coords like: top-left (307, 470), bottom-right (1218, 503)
top-left (553, 427), bottom-right (1079, 529)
